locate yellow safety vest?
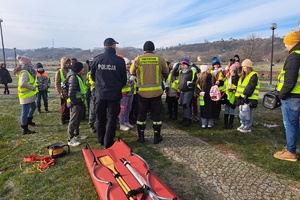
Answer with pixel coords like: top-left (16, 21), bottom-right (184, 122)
top-left (122, 74), bottom-right (131, 93)
top-left (235, 71), bottom-right (260, 100)
top-left (87, 72), bottom-right (95, 91)
top-left (196, 84), bottom-right (205, 106)
top-left (67, 75), bottom-right (87, 103)
top-left (167, 73), bottom-right (179, 92)
top-left (276, 50), bottom-right (300, 94)
top-left (178, 68), bottom-right (196, 89)
top-left (224, 78), bottom-right (236, 105)
top-left (18, 70), bottom-right (37, 99)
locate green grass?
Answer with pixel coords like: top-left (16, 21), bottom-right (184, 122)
top-left (0, 86), bottom-right (299, 199)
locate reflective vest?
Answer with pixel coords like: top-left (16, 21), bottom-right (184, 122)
top-left (137, 56), bottom-right (162, 92)
top-left (59, 69), bottom-right (65, 83)
top-left (276, 50), bottom-right (300, 94)
top-left (235, 71), bottom-right (260, 100)
top-left (122, 73), bottom-right (131, 93)
top-left (66, 75), bottom-right (87, 103)
top-left (167, 73), bottom-right (179, 93)
top-left (87, 72), bottom-right (95, 91)
top-left (178, 68), bottom-right (196, 90)
top-left (18, 70), bottom-right (37, 99)
top-left (196, 84), bottom-right (205, 106)
top-left (224, 78), bottom-right (236, 105)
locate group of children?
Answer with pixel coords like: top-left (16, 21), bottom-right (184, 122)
top-left (165, 55), bottom-right (260, 133)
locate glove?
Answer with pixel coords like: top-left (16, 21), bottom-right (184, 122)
top-left (187, 81), bottom-right (191, 86)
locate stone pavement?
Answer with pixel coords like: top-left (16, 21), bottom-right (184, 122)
top-left (143, 123), bottom-right (300, 200)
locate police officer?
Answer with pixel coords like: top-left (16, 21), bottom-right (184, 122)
top-left (130, 41), bottom-right (169, 144)
top-left (91, 38), bottom-right (127, 148)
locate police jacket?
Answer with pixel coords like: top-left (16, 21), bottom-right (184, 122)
top-left (277, 43), bottom-right (300, 100)
top-left (91, 47), bottom-right (127, 100)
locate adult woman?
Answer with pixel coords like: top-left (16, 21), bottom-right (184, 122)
top-left (14, 56), bottom-right (37, 134)
top-left (0, 63), bottom-right (12, 94)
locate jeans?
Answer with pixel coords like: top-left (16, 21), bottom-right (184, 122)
top-left (239, 107), bottom-right (254, 128)
top-left (36, 90), bottom-right (48, 110)
top-left (21, 102), bottom-right (36, 125)
top-left (68, 104), bottom-right (84, 140)
top-left (281, 97), bottom-right (300, 153)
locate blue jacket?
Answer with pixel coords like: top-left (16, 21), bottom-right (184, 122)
top-left (91, 47), bottom-right (127, 100)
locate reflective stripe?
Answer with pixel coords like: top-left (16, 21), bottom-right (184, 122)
top-left (139, 57), bottom-right (159, 64)
top-left (155, 65), bottom-right (159, 84)
top-left (153, 121), bottom-right (162, 125)
top-left (136, 121), bottom-right (146, 125)
top-left (122, 74), bottom-right (131, 92)
top-left (139, 66), bottom-right (144, 85)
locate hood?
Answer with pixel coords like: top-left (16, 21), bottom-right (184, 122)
top-left (60, 57), bottom-right (70, 71)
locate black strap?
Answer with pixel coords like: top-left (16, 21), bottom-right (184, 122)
top-left (126, 185), bottom-right (149, 200)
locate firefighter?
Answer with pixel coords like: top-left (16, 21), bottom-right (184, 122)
top-left (130, 41), bottom-right (169, 144)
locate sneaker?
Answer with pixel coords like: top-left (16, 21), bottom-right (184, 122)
top-left (237, 125), bottom-right (244, 131)
top-left (90, 127), bottom-right (96, 133)
top-left (68, 138), bottom-right (81, 147)
top-left (207, 125), bottom-right (212, 128)
top-left (201, 125), bottom-right (206, 129)
top-left (120, 125), bottom-right (130, 131)
top-left (274, 148), bottom-right (298, 162)
top-left (75, 133), bottom-right (88, 140)
top-left (239, 126), bottom-right (251, 133)
top-left (125, 122), bottom-right (134, 129)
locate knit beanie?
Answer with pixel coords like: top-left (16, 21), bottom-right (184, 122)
top-left (283, 31), bottom-right (300, 46)
top-left (71, 62), bottom-right (83, 73)
top-left (17, 55), bottom-right (31, 65)
top-left (36, 63), bottom-right (43, 69)
top-left (143, 41), bottom-right (155, 52)
top-left (211, 57), bottom-right (220, 66)
top-left (200, 65), bottom-right (210, 72)
top-left (181, 58), bottom-right (190, 65)
top-left (241, 59), bottom-right (253, 67)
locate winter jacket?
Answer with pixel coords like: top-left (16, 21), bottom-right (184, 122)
top-left (36, 70), bottom-right (50, 91)
top-left (54, 57), bottom-right (69, 95)
top-left (178, 68), bottom-right (197, 92)
top-left (277, 43), bottom-right (300, 100)
top-left (0, 67), bottom-right (12, 84)
top-left (67, 70), bottom-right (86, 107)
top-left (91, 47), bottom-right (127, 100)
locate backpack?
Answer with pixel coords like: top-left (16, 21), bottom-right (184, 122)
top-left (61, 76), bottom-right (70, 99)
top-left (210, 85), bottom-right (221, 101)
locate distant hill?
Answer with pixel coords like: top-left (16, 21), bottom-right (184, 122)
top-left (1, 35), bottom-right (287, 65)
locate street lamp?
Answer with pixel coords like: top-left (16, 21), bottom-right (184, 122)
top-left (0, 19), bottom-right (6, 67)
top-left (269, 23), bottom-right (277, 85)
top-left (14, 47), bottom-right (17, 67)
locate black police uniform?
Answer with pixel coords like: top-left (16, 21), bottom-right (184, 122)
top-left (91, 47), bottom-right (127, 148)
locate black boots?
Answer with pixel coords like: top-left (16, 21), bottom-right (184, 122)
top-left (153, 129), bottom-right (163, 144)
top-left (21, 124), bottom-right (36, 135)
top-left (223, 114), bottom-right (229, 129)
top-left (27, 117), bottom-right (36, 126)
top-left (137, 128), bottom-right (145, 143)
top-left (228, 115), bottom-right (234, 129)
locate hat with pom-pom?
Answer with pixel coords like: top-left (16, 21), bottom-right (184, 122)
top-left (200, 65), bottom-right (210, 72)
top-left (17, 55), bottom-right (31, 65)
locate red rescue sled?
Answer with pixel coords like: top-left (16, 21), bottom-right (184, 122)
top-left (82, 139), bottom-right (180, 200)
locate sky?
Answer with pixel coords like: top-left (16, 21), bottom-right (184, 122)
top-left (0, 0), bottom-right (299, 50)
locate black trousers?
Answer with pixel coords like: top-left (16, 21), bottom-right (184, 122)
top-left (137, 95), bottom-right (162, 130)
top-left (95, 99), bottom-right (120, 148)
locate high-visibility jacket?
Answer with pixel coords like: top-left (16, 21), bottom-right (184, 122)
top-left (130, 53), bottom-right (168, 98)
top-left (235, 71), bottom-right (260, 100)
top-left (18, 70), bottom-right (37, 99)
top-left (276, 50), bottom-right (300, 94)
top-left (67, 75), bottom-right (86, 103)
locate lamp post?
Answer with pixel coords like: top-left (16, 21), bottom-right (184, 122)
top-left (269, 23), bottom-right (277, 85)
top-left (0, 19), bottom-right (6, 67)
top-left (14, 47), bottom-right (17, 67)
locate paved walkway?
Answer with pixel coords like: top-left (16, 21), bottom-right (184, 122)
top-left (143, 123), bottom-right (300, 200)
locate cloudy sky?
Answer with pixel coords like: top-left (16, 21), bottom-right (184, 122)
top-left (0, 0), bottom-right (299, 50)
